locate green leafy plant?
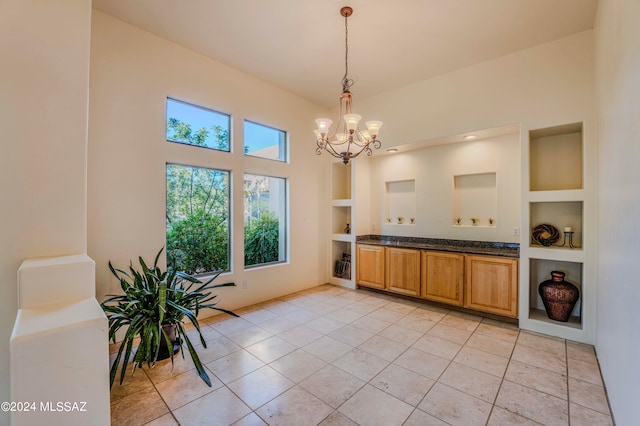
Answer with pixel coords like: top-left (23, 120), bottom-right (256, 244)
top-left (101, 247), bottom-right (237, 388)
top-left (166, 209), bottom-right (229, 274)
top-left (244, 212), bottom-right (280, 266)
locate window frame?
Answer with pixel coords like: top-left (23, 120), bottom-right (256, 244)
top-left (165, 162), bottom-right (232, 275)
top-left (243, 119), bottom-right (289, 163)
top-left (243, 172), bottom-right (289, 269)
top-left (166, 97), bottom-right (232, 153)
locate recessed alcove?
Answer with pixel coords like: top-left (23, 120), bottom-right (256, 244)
top-left (385, 180), bottom-right (415, 224)
top-left (332, 162), bottom-right (351, 200)
top-left (453, 172), bottom-right (497, 227)
top-left (331, 240), bottom-right (351, 280)
top-left (332, 206), bottom-right (351, 234)
top-left (529, 122), bottom-right (583, 191)
top-left (529, 258), bottom-right (582, 328)
top-left (529, 201), bottom-right (583, 249)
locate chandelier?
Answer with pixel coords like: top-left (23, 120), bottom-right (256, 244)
top-left (314, 6), bottom-right (383, 165)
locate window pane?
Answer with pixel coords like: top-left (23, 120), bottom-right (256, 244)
top-left (166, 164), bottom-right (230, 274)
top-left (244, 174), bottom-right (287, 267)
top-left (244, 120), bottom-right (287, 162)
top-left (166, 98), bottom-right (230, 151)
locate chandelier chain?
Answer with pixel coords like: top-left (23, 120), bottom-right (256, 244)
top-left (341, 12), bottom-right (353, 93)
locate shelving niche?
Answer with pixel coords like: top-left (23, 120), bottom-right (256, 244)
top-left (332, 206), bottom-right (352, 235)
top-left (520, 121), bottom-right (593, 344)
top-left (332, 162), bottom-right (351, 200)
top-left (529, 123), bottom-right (583, 191)
top-left (329, 161), bottom-right (356, 288)
top-left (331, 240), bottom-right (352, 283)
top-left (529, 258), bottom-right (582, 329)
top-left (385, 180), bottom-right (415, 224)
top-left (453, 172), bottom-right (497, 227)
top-left (529, 201), bottom-right (583, 249)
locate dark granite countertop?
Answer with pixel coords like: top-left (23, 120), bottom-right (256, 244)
top-left (356, 235), bottom-right (519, 258)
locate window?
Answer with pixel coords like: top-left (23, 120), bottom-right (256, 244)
top-left (244, 174), bottom-right (287, 267)
top-left (166, 98), bottom-right (230, 151)
top-left (166, 164), bottom-right (230, 274)
top-left (244, 120), bottom-right (287, 162)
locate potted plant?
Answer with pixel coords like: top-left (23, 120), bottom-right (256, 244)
top-left (101, 247), bottom-right (237, 388)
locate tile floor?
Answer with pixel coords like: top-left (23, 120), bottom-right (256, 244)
top-left (109, 284), bottom-right (614, 426)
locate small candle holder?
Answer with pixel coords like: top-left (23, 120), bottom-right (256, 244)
top-left (558, 231), bottom-right (576, 249)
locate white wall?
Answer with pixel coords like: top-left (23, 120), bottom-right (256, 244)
top-left (88, 12), bottom-right (330, 314)
top-left (0, 0), bottom-right (92, 423)
top-left (594, 0), bottom-right (640, 423)
top-left (367, 133), bottom-right (520, 242)
top-left (353, 31), bottom-right (594, 146)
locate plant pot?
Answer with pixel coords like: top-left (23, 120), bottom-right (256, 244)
top-left (157, 323), bottom-right (181, 360)
top-left (538, 271), bottom-right (579, 322)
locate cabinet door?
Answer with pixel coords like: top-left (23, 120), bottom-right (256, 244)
top-left (465, 255), bottom-right (518, 318)
top-left (421, 251), bottom-right (465, 306)
top-left (356, 245), bottom-right (385, 289)
top-left (385, 247), bottom-right (421, 297)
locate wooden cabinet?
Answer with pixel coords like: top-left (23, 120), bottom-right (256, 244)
top-left (356, 245), bottom-right (386, 289)
top-left (421, 251), bottom-right (464, 306)
top-left (357, 243), bottom-right (519, 319)
top-left (465, 255), bottom-right (518, 318)
top-left (386, 247), bottom-right (421, 297)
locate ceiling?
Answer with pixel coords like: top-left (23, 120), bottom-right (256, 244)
top-left (92, 0), bottom-right (598, 109)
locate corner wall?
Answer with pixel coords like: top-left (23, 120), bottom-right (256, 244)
top-left (594, 0), bottom-right (640, 423)
top-left (0, 1), bottom-right (93, 424)
top-left (88, 12), bottom-right (330, 314)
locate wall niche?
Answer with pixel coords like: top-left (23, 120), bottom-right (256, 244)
top-left (453, 172), bottom-right (497, 227)
top-left (385, 180), bottom-right (415, 225)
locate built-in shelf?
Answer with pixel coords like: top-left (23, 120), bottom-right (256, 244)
top-left (331, 199), bottom-right (352, 207)
top-left (330, 160), bottom-right (356, 288)
top-left (332, 206), bottom-right (352, 234)
top-left (331, 234), bottom-right (354, 242)
top-left (529, 308), bottom-right (582, 330)
top-left (332, 162), bottom-right (351, 200)
top-left (529, 122), bottom-right (583, 192)
top-left (452, 225), bottom-right (496, 229)
top-left (521, 121), bottom-right (592, 343)
top-left (331, 240), bottom-right (351, 281)
top-left (529, 201), bottom-right (583, 249)
top-left (529, 258), bottom-right (582, 327)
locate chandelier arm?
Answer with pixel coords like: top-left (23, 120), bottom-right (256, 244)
top-left (346, 137), bottom-right (366, 148)
top-left (323, 141), bottom-right (343, 159)
top-left (350, 145), bottom-right (372, 159)
top-left (327, 95), bottom-right (345, 141)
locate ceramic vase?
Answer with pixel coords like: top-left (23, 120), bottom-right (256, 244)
top-left (539, 271), bottom-right (579, 322)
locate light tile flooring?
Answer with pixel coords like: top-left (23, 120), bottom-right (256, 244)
top-left (110, 284), bottom-right (613, 426)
